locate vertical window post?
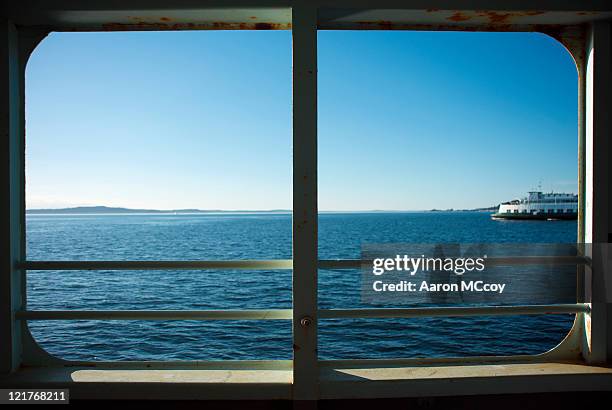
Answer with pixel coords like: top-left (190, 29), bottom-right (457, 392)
top-left (584, 20), bottom-right (612, 364)
top-left (0, 20), bottom-right (23, 373)
top-left (1, 23), bottom-right (46, 374)
top-left (292, 5), bottom-right (318, 402)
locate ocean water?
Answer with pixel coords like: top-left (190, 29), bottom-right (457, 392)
top-left (26, 212), bottom-right (577, 361)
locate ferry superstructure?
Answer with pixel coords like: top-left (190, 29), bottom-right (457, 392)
top-left (493, 191), bottom-right (577, 220)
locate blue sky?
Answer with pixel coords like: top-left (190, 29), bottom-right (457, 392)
top-left (26, 30), bottom-right (577, 211)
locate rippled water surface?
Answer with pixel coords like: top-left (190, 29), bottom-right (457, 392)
top-left (26, 212), bottom-right (577, 361)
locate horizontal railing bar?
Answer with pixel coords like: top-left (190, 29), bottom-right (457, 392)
top-left (20, 260), bottom-right (293, 270)
top-left (17, 304), bottom-right (589, 321)
top-left (319, 304), bottom-right (590, 319)
top-left (20, 256), bottom-right (589, 271)
top-left (16, 309), bottom-right (293, 321)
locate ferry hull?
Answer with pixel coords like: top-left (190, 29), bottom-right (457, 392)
top-left (492, 212), bottom-right (577, 220)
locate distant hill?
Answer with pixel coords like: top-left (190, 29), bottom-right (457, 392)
top-left (464, 206), bottom-right (498, 212)
top-left (26, 206), bottom-right (291, 214)
top-left (27, 205), bottom-right (498, 214)
top-left (430, 206), bottom-right (498, 212)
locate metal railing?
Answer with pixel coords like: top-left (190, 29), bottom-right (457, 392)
top-left (18, 256), bottom-right (590, 322)
top-left (21, 255), bottom-right (589, 271)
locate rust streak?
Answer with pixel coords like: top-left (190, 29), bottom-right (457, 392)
top-left (101, 21), bottom-right (290, 31)
top-left (485, 12), bottom-right (513, 24)
top-left (331, 21), bottom-right (577, 37)
top-left (475, 10), bottom-right (546, 25)
top-left (254, 22), bottom-right (274, 30)
top-left (447, 12), bottom-right (471, 22)
top-left (376, 20), bottom-right (394, 30)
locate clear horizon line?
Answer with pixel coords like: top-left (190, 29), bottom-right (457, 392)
top-left (25, 205), bottom-right (498, 213)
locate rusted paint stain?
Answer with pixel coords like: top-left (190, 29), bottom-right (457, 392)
top-left (447, 12), bottom-right (471, 22)
top-left (351, 21), bottom-right (513, 32)
top-left (254, 22), bottom-right (275, 30)
top-left (381, 20), bottom-right (395, 30)
top-left (100, 21), bottom-right (290, 31)
top-left (475, 10), bottom-right (545, 24)
top-left (443, 10), bottom-right (546, 24)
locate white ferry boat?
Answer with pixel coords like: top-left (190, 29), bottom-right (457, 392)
top-left (492, 191), bottom-right (578, 220)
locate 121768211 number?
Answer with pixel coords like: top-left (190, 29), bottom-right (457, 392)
top-left (1, 389), bottom-right (69, 403)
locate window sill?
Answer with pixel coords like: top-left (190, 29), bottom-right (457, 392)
top-left (320, 361), bottom-right (612, 399)
top-left (1, 361), bottom-right (611, 400)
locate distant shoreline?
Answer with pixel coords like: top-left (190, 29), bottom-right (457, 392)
top-left (26, 205), bottom-right (498, 215)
